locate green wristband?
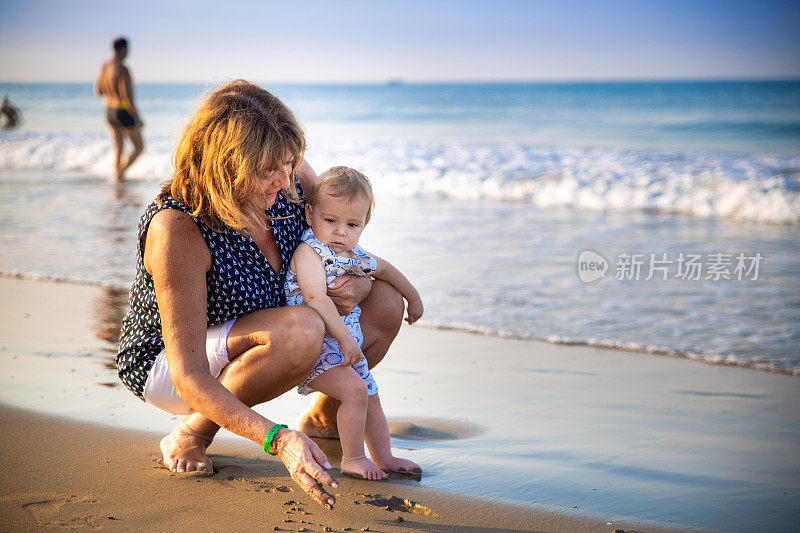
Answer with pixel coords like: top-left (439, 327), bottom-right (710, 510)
top-left (264, 424), bottom-right (288, 456)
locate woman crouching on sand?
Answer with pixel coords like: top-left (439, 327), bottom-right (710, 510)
top-left (115, 80), bottom-right (403, 509)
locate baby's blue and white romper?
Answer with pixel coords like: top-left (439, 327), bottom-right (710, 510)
top-left (285, 228), bottom-right (379, 396)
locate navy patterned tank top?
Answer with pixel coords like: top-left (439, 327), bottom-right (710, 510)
top-left (116, 186), bottom-right (307, 400)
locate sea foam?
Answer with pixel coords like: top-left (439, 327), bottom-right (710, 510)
top-left (2, 131), bottom-right (799, 224)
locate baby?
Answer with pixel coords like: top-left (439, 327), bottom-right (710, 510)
top-left (285, 166), bottom-right (424, 480)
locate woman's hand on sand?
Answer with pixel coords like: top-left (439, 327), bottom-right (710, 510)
top-left (327, 274), bottom-right (371, 315)
top-left (405, 297), bottom-right (424, 325)
top-left (273, 429), bottom-right (338, 509)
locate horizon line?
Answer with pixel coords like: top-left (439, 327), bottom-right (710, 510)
top-left (2, 76), bottom-right (799, 85)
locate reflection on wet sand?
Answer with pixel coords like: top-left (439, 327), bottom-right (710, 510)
top-left (91, 286), bottom-right (129, 350)
top-left (90, 181), bottom-right (139, 353)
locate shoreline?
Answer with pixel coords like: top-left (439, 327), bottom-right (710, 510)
top-left (2, 277), bottom-right (799, 532)
top-left (2, 270), bottom-right (797, 378)
top-left (418, 322), bottom-right (800, 377)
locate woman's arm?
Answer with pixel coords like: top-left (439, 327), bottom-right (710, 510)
top-left (326, 274), bottom-right (372, 316)
top-left (291, 243), bottom-right (363, 365)
top-left (145, 209), bottom-right (275, 442)
top-left (144, 210), bottom-right (337, 506)
top-left (368, 254), bottom-right (424, 324)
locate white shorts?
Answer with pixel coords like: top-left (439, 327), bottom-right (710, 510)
top-left (143, 318), bottom-right (236, 415)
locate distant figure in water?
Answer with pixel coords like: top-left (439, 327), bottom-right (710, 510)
top-left (0, 95), bottom-right (22, 129)
top-left (96, 36), bottom-right (144, 180)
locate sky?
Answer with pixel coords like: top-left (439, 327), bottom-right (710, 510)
top-left (1, 0), bottom-right (799, 83)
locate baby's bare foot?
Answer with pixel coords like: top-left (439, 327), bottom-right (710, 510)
top-left (340, 457), bottom-right (387, 481)
top-left (374, 456), bottom-right (422, 475)
top-left (160, 424), bottom-right (213, 474)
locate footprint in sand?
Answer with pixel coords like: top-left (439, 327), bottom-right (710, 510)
top-left (0, 492), bottom-right (102, 529)
top-left (216, 474), bottom-right (293, 494)
top-left (212, 464), bottom-right (293, 494)
top-left (186, 457), bottom-right (294, 494)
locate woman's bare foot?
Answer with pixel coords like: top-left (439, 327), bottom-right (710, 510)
top-left (340, 456), bottom-right (387, 481)
top-left (374, 456), bottom-right (422, 475)
top-left (160, 423), bottom-right (214, 474)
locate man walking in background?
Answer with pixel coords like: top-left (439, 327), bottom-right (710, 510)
top-left (96, 37), bottom-right (144, 180)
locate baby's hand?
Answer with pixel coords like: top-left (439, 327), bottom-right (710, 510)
top-left (339, 336), bottom-right (364, 367)
top-left (405, 297), bottom-right (424, 325)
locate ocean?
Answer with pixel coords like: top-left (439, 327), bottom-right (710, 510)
top-left (1, 80), bottom-right (799, 374)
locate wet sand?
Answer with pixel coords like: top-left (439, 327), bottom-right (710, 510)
top-left (0, 277), bottom-right (668, 533)
top-left (2, 403), bottom-right (650, 533)
top-left (2, 277), bottom-right (799, 532)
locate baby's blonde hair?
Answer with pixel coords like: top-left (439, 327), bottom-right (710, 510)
top-left (309, 166), bottom-right (374, 223)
